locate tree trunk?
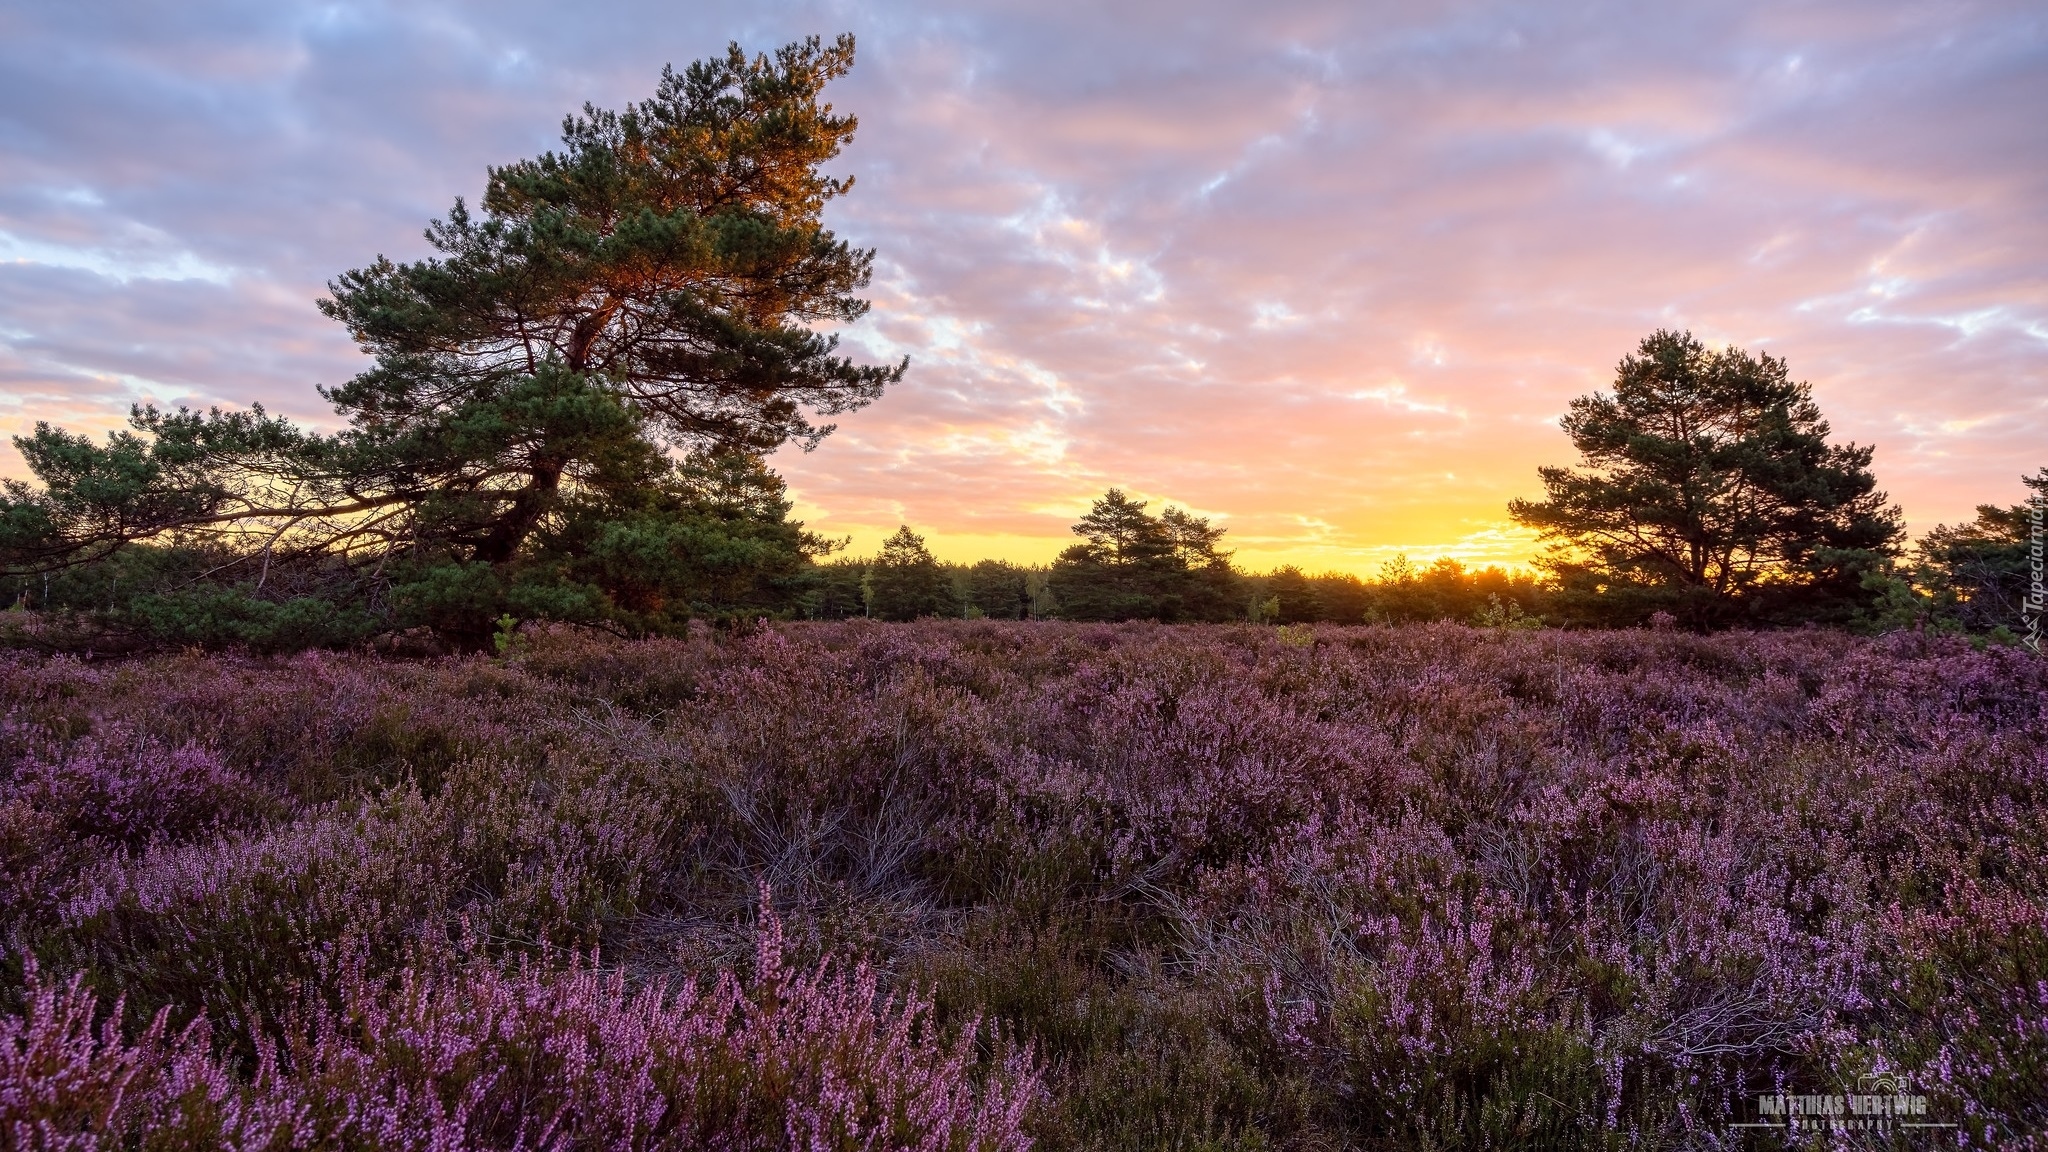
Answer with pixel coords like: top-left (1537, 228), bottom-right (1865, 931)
top-left (473, 460), bottom-right (563, 564)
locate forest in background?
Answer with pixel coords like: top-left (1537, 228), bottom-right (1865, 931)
top-left (9, 464), bottom-right (2033, 652)
top-left (794, 467), bottom-right (2047, 642)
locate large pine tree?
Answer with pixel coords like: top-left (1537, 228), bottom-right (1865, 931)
top-left (1, 36), bottom-right (901, 646)
top-left (1509, 329), bottom-right (1902, 627)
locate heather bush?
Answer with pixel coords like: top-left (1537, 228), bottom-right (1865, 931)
top-left (11, 734), bottom-right (256, 846)
top-left (1, 621), bottom-right (2043, 1147)
top-left (2, 915), bottom-right (1037, 1150)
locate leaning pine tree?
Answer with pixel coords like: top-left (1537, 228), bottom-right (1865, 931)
top-left (1509, 329), bottom-right (1902, 628)
top-left (0, 36), bottom-right (902, 648)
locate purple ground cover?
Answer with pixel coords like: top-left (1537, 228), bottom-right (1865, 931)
top-left (1, 621), bottom-right (2043, 1148)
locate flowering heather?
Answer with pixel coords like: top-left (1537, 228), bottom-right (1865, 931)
top-left (1, 926), bottom-right (1031, 1150)
top-left (1, 622), bottom-right (2044, 1148)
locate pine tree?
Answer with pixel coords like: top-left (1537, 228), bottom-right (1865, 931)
top-left (1509, 330), bottom-right (1902, 628)
top-left (863, 526), bottom-right (958, 621)
top-left (1161, 506), bottom-right (1239, 620)
top-left (1265, 566), bottom-right (1322, 624)
top-left (1896, 468), bottom-right (2046, 636)
top-left (963, 559), bottom-right (1034, 619)
top-left (1048, 490), bottom-right (1240, 621)
top-left (0, 37), bottom-right (899, 646)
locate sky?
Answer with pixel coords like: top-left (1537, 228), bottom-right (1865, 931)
top-left (1, 0), bottom-right (2043, 573)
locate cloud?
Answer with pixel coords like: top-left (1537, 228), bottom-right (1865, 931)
top-left (0, 0), bottom-right (2042, 570)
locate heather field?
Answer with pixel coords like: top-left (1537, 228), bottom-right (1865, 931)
top-left (2, 622), bottom-right (2045, 1149)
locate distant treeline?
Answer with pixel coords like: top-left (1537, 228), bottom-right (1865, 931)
top-left (800, 461), bottom-right (2045, 642)
top-left (807, 553), bottom-right (1545, 626)
top-left (7, 462), bottom-right (2040, 650)
top-left (797, 492), bottom-right (1543, 627)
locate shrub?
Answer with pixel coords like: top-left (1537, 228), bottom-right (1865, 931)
top-left (2, 911), bottom-right (1038, 1150)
